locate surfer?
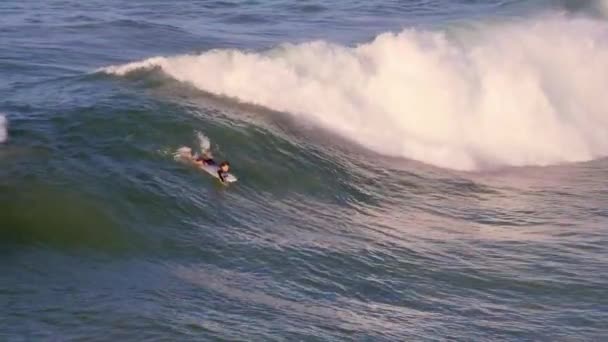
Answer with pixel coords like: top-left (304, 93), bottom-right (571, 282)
top-left (194, 151), bottom-right (231, 183)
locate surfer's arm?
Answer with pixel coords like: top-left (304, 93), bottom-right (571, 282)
top-left (217, 170), bottom-right (226, 183)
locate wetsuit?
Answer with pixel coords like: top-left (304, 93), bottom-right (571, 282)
top-left (196, 155), bottom-right (216, 165)
top-left (217, 170), bottom-right (227, 182)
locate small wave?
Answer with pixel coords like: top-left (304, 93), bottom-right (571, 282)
top-left (101, 13), bottom-right (608, 170)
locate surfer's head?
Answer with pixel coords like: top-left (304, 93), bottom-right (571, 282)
top-left (219, 161), bottom-right (230, 172)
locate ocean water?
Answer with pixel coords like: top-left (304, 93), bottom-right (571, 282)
top-left (1, 0), bottom-right (608, 340)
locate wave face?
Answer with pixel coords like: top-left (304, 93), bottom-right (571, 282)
top-left (102, 14), bottom-right (608, 170)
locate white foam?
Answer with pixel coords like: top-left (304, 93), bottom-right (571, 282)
top-left (175, 146), bottom-right (193, 161)
top-left (102, 14), bottom-right (608, 170)
top-left (0, 114), bottom-right (7, 143)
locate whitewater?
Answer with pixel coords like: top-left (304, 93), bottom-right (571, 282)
top-left (102, 13), bottom-right (608, 171)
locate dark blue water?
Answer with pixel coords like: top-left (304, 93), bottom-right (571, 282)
top-left (2, 1), bottom-right (608, 341)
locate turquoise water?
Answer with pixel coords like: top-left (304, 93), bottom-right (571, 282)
top-left (2, 1), bottom-right (608, 340)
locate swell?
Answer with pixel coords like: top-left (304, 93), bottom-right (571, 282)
top-left (101, 12), bottom-right (608, 171)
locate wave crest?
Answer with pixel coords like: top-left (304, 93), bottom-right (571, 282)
top-left (101, 14), bottom-right (608, 170)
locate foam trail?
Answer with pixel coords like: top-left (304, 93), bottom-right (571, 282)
top-left (102, 14), bottom-right (608, 170)
top-left (0, 114), bottom-right (7, 143)
top-left (174, 146), bottom-right (193, 162)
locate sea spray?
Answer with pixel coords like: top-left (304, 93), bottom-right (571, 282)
top-left (196, 131), bottom-right (211, 153)
top-left (102, 14), bottom-right (608, 170)
top-left (173, 132), bottom-right (211, 164)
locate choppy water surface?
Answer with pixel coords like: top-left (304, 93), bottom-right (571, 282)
top-left (2, 0), bottom-right (607, 340)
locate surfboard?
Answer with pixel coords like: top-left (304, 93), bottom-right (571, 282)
top-left (199, 163), bottom-right (238, 183)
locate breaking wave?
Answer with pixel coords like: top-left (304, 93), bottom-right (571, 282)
top-left (101, 14), bottom-right (608, 170)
